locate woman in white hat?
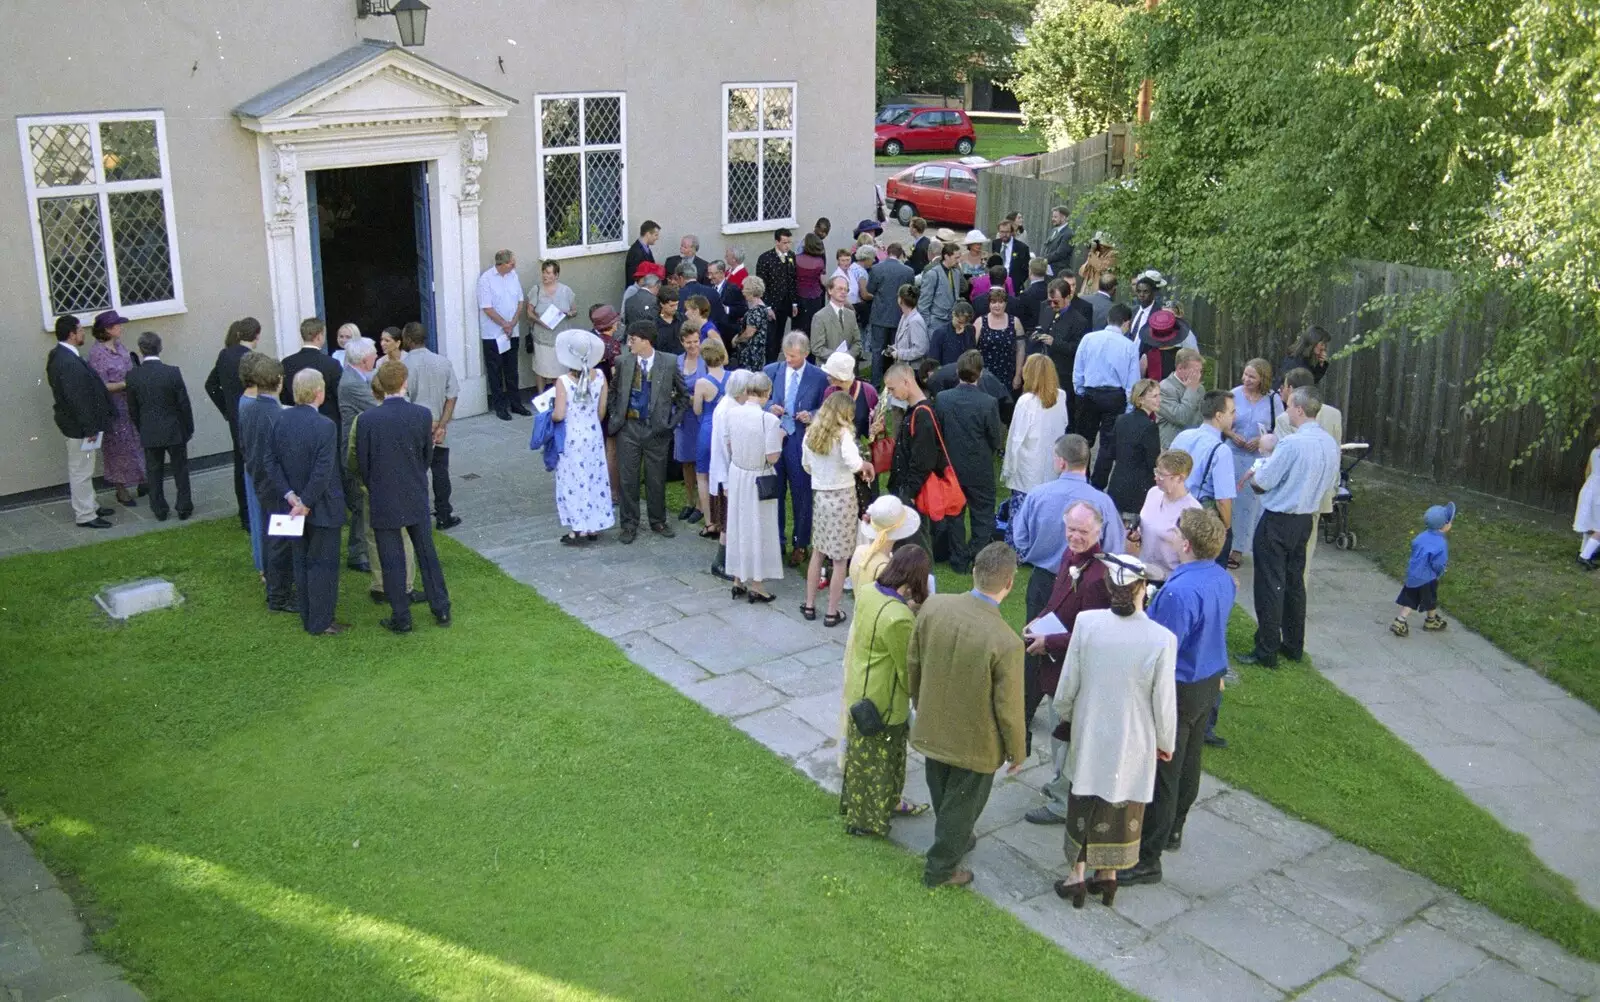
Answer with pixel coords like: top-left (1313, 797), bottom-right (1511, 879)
top-left (550, 329), bottom-right (613, 545)
top-left (1050, 554), bottom-right (1176, 909)
top-left (959, 230), bottom-right (989, 287)
top-left (801, 392), bottom-right (872, 626)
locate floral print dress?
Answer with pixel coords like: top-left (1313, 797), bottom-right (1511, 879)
top-left (553, 372), bottom-right (615, 533)
top-left (86, 340), bottom-right (145, 488)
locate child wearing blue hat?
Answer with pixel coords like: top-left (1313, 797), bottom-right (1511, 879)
top-left (1390, 502), bottom-right (1454, 637)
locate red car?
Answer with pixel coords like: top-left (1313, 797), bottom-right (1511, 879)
top-left (874, 107), bottom-right (977, 157)
top-left (883, 159), bottom-right (984, 227)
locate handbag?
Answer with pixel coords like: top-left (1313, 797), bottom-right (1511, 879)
top-left (849, 604), bottom-right (898, 737)
top-left (909, 403), bottom-right (967, 520)
top-left (756, 471), bottom-right (782, 501)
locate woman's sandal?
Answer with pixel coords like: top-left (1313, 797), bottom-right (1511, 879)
top-left (892, 800), bottom-right (929, 817)
top-left (823, 610), bottom-right (848, 628)
top-left (1226, 553), bottom-right (1242, 570)
top-left (800, 604), bottom-right (818, 621)
top-left (559, 533), bottom-right (588, 546)
top-left (731, 584), bottom-right (748, 600)
top-left (698, 525), bottom-right (720, 539)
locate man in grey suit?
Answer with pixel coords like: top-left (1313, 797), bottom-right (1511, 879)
top-left (607, 321), bottom-right (691, 544)
top-left (1042, 205), bottom-right (1075, 276)
top-left (336, 337), bottom-right (380, 572)
top-left (864, 243), bottom-right (914, 383)
top-left (1158, 347), bottom-right (1206, 448)
top-left (1089, 271), bottom-right (1119, 330)
top-left (808, 275), bottom-right (860, 362)
top-left (917, 241), bottom-right (962, 330)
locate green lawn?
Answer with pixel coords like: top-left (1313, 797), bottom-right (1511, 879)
top-left (0, 523), bottom-right (1138, 1002)
top-left (875, 122), bottom-right (1049, 165)
top-left (1337, 463), bottom-right (1600, 710)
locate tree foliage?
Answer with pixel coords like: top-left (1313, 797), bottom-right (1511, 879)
top-left (1011, 0), bottom-right (1142, 147)
top-left (1067, 0), bottom-right (1598, 452)
top-left (876, 0), bottom-right (1033, 101)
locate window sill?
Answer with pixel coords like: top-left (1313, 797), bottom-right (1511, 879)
top-left (722, 219), bottom-right (797, 236)
top-left (538, 240), bottom-right (628, 262)
top-left (48, 300), bottom-right (187, 331)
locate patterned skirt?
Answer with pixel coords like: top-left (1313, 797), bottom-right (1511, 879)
top-left (1065, 793), bottom-right (1145, 870)
top-left (839, 719), bottom-right (909, 836)
top-left (811, 486), bottom-right (856, 562)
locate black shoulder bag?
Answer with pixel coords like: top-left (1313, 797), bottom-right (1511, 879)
top-left (849, 602), bottom-right (899, 737)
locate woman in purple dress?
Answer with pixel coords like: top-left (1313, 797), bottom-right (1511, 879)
top-left (86, 311), bottom-right (146, 505)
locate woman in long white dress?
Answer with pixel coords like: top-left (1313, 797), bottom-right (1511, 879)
top-left (707, 370), bottom-right (753, 580)
top-left (551, 329), bottom-right (614, 544)
top-left (1576, 442), bottom-right (1600, 570)
top-left (1003, 354), bottom-right (1071, 501)
top-left (724, 373), bottom-right (785, 601)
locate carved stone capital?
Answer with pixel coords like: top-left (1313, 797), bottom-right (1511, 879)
top-left (271, 144), bottom-right (299, 222)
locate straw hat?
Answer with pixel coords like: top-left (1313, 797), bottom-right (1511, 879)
top-left (934, 227), bottom-right (960, 243)
top-left (821, 351), bottom-right (858, 383)
top-left (963, 229), bottom-right (988, 245)
top-left (555, 328), bottom-right (604, 371)
top-left (860, 495), bottom-right (921, 542)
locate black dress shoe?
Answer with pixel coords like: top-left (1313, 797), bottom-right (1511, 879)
top-left (1166, 829), bottom-right (1183, 852)
top-left (408, 590), bottom-right (426, 604)
top-left (495, 408), bottom-right (512, 422)
top-left (379, 617), bottom-right (413, 634)
top-left (97, 506), bottom-right (115, 517)
top-left (509, 402), bottom-right (532, 417)
top-left (137, 485), bottom-right (149, 497)
top-left (687, 508), bottom-right (704, 524)
top-left (177, 510), bottom-right (192, 521)
top-left (618, 527), bottom-right (637, 544)
top-left (267, 602), bottom-right (297, 613)
top-left (348, 561), bottom-right (371, 574)
top-left (153, 511), bottom-right (170, 522)
top-left (710, 562), bottom-right (734, 581)
top-left (1024, 807), bottom-right (1067, 825)
top-left (677, 505), bottom-right (694, 521)
top-left (1119, 861), bottom-right (1163, 886)
top-left (1234, 652), bottom-right (1277, 668)
top-left (1203, 733), bottom-right (1229, 749)
top-left (434, 611), bottom-right (452, 627)
top-left (77, 518), bottom-right (113, 529)
top-left (436, 514), bottom-right (462, 530)
top-left (369, 591), bottom-right (388, 605)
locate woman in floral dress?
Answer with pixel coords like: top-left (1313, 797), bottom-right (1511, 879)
top-left (86, 311), bottom-right (145, 505)
top-left (551, 329), bottom-right (614, 544)
top-left (732, 276), bottom-right (771, 371)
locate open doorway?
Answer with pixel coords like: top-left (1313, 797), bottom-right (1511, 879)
top-left (308, 161), bottom-right (436, 350)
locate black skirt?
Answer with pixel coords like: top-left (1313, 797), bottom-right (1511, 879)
top-left (1395, 581), bottom-right (1438, 611)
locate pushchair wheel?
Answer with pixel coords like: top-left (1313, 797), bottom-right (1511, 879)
top-left (1346, 532), bottom-right (1357, 550)
top-left (1335, 532), bottom-right (1351, 550)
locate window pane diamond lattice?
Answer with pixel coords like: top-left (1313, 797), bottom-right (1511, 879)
top-left (584, 150), bottom-right (623, 243)
top-left (762, 88), bottom-right (793, 130)
top-left (728, 89), bottom-right (759, 132)
top-left (583, 97), bottom-right (621, 146)
top-left (727, 138), bottom-right (760, 225)
top-left (542, 153), bottom-right (582, 248)
top-left (540, 99), bottom-right (580, 148)
top-left (762, 139), bottom-right (793, 222)
top-left (38, 196), bottom-right (111, 314)
top-left (30, 124), bottom-right (94, 188)
top-left (100, 121), bottom-right (161, 181)
top-left (109, 190), bottom-right (175, 304)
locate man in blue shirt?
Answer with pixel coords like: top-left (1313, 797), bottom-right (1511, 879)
top-left (1011, 433), bottom-right (1124, 747)
top-left (1073, 303), bottom-right (1139, 488)
top-left (1122, 509), bottom-right (1235, 886)
top-left (1170, 390), bottom-right (1238, 567)
top-left (1238, 386), bottom-right (1340, 667)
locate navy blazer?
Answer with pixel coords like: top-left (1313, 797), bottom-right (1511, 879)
top-left (204, 343), bottom-right (249, 424)
top-left (126, 359), bottom-right (195, 448)
top-left (677, 280), bottom-right (728, 334)
top-left (928, 322), bottom-right (978, 367)
top-left (717, 279), bottom-right (747, 337)
top-left (355, 396), bottom-right (434, 530)
top-left (270, 404), bottom-right (345, 528)
top-left (763, 360), bottom-right (828, 437)
top-left (45, 344), bottom-right (113, 439)
top-left (279, 346), bottom-right (343, 424)
top-left (238, 394), bottom-right (285, 499)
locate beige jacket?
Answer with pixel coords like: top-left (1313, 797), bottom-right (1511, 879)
top-left (908, 593), bottom-right (1026, 773)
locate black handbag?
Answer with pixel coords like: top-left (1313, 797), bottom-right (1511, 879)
top-left (756, 471), bottom-right (782, 501)
top-left (849, 605), bottom-right (899, 737)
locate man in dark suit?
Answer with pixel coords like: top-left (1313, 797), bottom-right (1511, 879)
top-left (204, 316), bottom-right (261, 529)
top-left (270, 369), bottom-right (347, 636)
top-left (357, 360), bottom-right (451, 633)
top-left (663, 234), bottom-right (710, 284)
top-left (675, 263), bottom-right (727, 334)
top-left (710, 260), bottom-right (747, 338)
top-left (45, 315), bottom-right (116, 528)
top-left (336, 337), bottom-right (380, 573)
top-left (1017, 257), bottom-right (1052, 337)
top-left (934, 350), bottom-right (1005, 573)
top-left (864, 243), bottom-right (914, 382)
top-left (928, 302), bottom-right (978, 367)
top-left (1039, 277), bottom-right (1095, 417)
top-left (991, 218), bottom-right (1032, 293)
top-left (1089, 272), bottom-right (1119, 331)
top-left (755, 229), bottom-right (798, 364)
top-left (906, 217), bottom-right (931, 274)
top-left (623, 219), bottom-right (659, 292)
top-left (125, 332), bottom-right (195, 522)
top-left (924, 355), bottom-right (1013, 416)
top-left (1042, 206), bottom-right (1075, 277)
top-left (237, 352), bottom-right (295, 612)
top-left (764, 332), bottom-right (830, 565)
top-left (280, 317), bottom-right (343, 424)
top-left (1130, 271), bottom-right (1166, 344)
top-left (607, 321), bottom-right (691, 544)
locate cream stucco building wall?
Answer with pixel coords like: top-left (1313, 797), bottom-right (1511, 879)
top-left (1, 0), bottom-right (874, 498)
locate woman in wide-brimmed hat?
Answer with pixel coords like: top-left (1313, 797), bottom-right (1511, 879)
top-left (550, 329), bottom-right (613, 544)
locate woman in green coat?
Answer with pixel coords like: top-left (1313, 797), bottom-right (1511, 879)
top-left (841, 545), bottom-right (932, 836)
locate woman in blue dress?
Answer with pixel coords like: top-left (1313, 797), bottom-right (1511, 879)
top-left (1226, 358), bottom-right (1280, 567)
top-left (673, 323), bottom-right (709, 523)
top-left (693, 338), bottom-right (732, 538)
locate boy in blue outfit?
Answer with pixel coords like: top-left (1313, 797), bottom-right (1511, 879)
top-left (1390, 502), bottom-right (1454, 638)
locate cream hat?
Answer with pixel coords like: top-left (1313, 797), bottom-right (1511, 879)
top-left (963, 229), bottom-right (988, 245)
top-left (934, 227), bottom-right (960, 244)
top-left (821, 351), bottom-right (858, 383)
top-left (555, 328), bottom-right (604, 371)
top-left (860, 495), bottom-right (921, 542)
top-left (1098, 553), bottom-right (1149, 585)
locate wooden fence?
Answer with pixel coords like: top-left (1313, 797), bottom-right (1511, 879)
top-left (973, 123), bottom-right (1594, 511)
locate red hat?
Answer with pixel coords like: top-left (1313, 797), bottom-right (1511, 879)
top-left (1149, 309), bottom-right (1177, 334)
top-left (1142, 309), bottom-right (1184, 350)
top-left (633, 261), bottom-right (665, 280)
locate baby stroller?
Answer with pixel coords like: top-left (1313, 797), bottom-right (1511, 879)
top-left (1321, 442), bottom-right (1370, 550)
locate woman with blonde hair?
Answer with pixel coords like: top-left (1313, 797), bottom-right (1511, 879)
top-left (692, 338), bottom-right (732, 539)
top-left (1136, 450), bottom-right (1202, 584)
top-left (1225, 358), bottom-right (1278, 566)
top-left (1108, 378), bottom-right (1163, 515)
top-left (1003, 353), bottom-right (1071, 499)
top-left (802, 391), bottom-right (871, 625)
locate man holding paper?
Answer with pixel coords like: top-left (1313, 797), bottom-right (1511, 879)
top-left (271, 369), bottom-right (347, 636)
top-left (45, 315), bottom-right (116, 528)
top-left (1018, 501), bottom-right (1112, 825)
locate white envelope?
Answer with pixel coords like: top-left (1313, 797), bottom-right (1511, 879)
top-left (268, 513), bottom-right (305, 537)
top-left (538, 303), bottom-right (565, 329)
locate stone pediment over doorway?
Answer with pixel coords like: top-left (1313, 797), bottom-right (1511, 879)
top-left (232, 38), bottom-right (516, 136)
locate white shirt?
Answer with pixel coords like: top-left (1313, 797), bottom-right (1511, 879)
top-left (58, 342), bottom-right (81, 357)
top-left (1001, 391), bottom-right (1071, 493)
top-left (1132, 303), bottom-right (1154, 334)
top-left (801, 425), bottom-right (865, 491)
top-left (999, 238), bottom-right (1014, 270)
top-left (476, 266), bottom-right (522, 340)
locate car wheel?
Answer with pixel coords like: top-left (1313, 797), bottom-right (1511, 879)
top-left (955, 137), bottom-right (975, 155)
top-left (883, 140), bottom-right (903, 157)
top-left (895, 201), bottom-right (915, 226)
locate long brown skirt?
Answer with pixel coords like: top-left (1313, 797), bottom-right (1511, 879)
top-left (839, 719), bottom-right (909, 836)
top-left (1064, 793), bottom-right (1145, 870)
top-left (709, 487), bottom-right (728, 531)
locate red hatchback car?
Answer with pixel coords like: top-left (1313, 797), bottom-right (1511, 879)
top-left (883, 159), bottom-right (983, 227)
top-left (874, 107), bottom-right (977, 157)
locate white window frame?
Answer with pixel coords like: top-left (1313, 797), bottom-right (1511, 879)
top-left (533, 91), bottom-right (628, 261)
top-left (721, 82), bottom-right (798, 235)
top-left (16, 110), bottom-right (185, 330)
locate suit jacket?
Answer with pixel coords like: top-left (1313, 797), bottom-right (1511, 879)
top-left (125, 359), bottom-right (195, 448)
top-left (763, 360), bottom-right (828, 436)
top-left (1042, 223), bottom-right (1074, 275)
top-left (607, 350), bottom-right (689, 436)
top-left (991, 237), bottom-right (1032, 291)
top-left (907, 235), bottom-right (932, 275)
top-left (916, 264), bottom-right (960, 327)
top-left (865, 258), bottom-right (915, 328)
top-left (1130, 297), bottom-right (1164, 344)
top-left (336, 365), bottom-right (379, 456)
top-left (717, 279), bottom-right (747, 337)
top-left (1017, 279), bottom-right (1050, 334)
top-left (1088, 291), bottom-right (1116, 331)
top-left (927, 322), bottom-right (978, 367)
top-left (677, 279), bottom-right (728, 334)
top-left (45, 344), bottom-right (114, 439)
top-left (280, 346), bottom-right (342, 424)
top-left (664, 254), bottom-right (710, 284)
top-left (808, 302), bottom-right (860, 359)
top-left (933, 383), bottom-right (1004, 488)
top-left (356, 395), bottom-right (434, 529)
top-left (1036, 551), bottom-right (1111, 699)
top-left (269, 404), bottom-right (345, 528)
top-left (1157, 372), bottom-right (1205, 449)
top-left (238, 394), bottom-right (285, 499)
top-left (1043, 297), bottom-right (1094, 392)
top-left (755, 249), bottom-right (798, 314)
top-left (908, 593), bottom-right (1027, 774)
top-left (927, 365), bottom-right (1012, 411)
top-left (623, 239), bottom-right (655, 289)
top-left (203, 343), bottom-right (249, 424)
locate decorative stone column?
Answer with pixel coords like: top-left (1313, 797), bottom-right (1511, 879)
top-left (264, 143), bottom-right (304, 359)
top-left (458, 128), bottom-right (487, 388)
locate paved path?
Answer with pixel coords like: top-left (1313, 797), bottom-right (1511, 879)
top-left (1231, 552), bottom-right (1600, 910)
top-left (3, 414), bottom-right (1598, 1000)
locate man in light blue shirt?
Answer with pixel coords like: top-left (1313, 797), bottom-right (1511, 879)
top-left (1073, 303), bottom-right (1139, 488)
top-left (1238, 386), bottom-right (1341, 668)
top-left (1170, 389), bottom-right (1238, 567)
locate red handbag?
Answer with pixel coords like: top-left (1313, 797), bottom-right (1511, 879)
top-left (909, 404), bottom-right (967, 520)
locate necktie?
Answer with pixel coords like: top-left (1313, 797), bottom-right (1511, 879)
top-left (783, 367), bottom-right (798, 434)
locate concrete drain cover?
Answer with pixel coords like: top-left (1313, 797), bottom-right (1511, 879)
top-left (95, 578), bottom-right (182, 620)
